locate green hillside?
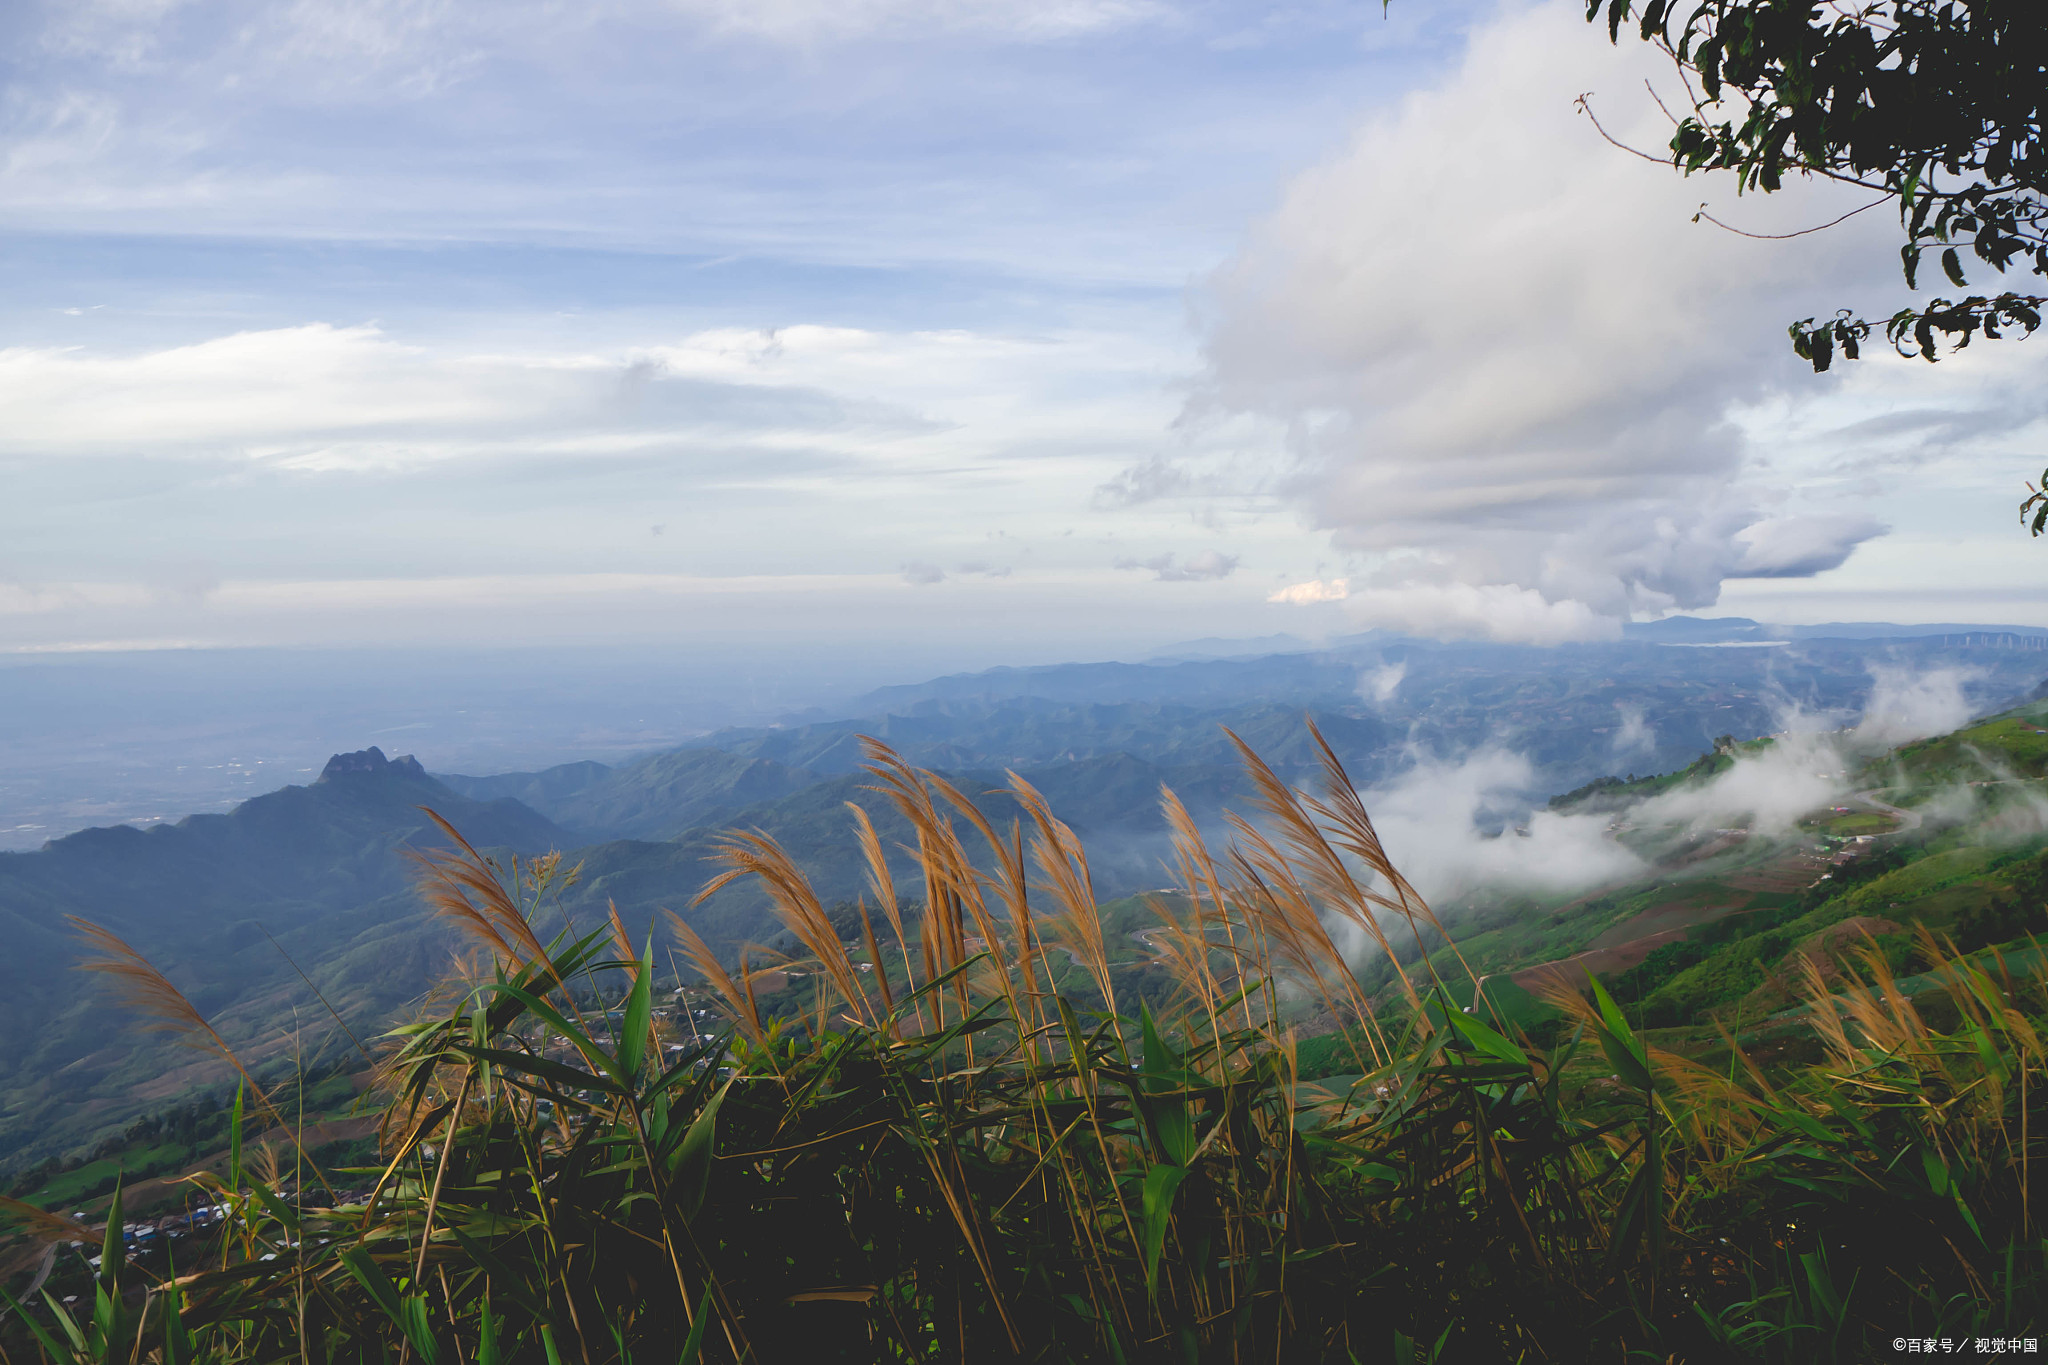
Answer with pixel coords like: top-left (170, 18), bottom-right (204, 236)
top-left (18, 695), bottom-right (2048, 1205)
top-left (0, 747), bottom-right (566, 1168)
top-left (1425, 703), bottom-right (2048, 1050)
top-left (0, 738), bottom-right (1254, 1170)
top-left (440, 749), bottom-right (819, 842)
top-left (17, 707), bottom-right (2048, 1362)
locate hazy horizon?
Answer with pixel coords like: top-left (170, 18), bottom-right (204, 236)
top-left (9, 613), bottom-right (2048, 851)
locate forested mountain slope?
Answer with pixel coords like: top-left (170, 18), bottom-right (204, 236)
top-left (0, 748), bottom-right (566, 1165)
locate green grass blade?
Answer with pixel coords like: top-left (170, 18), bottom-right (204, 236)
top-left (1141, 1162), bottom-right (1187, 1297)
top-left (677, 1284), bottom-right (715, 1364)
top-left (617, 933), bottom-right (654, 1082)
top-left (0, 1283), bottom-right (72, 1362)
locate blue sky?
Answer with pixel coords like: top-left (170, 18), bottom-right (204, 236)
top-left (3, 0), bottom-right (2044, 666)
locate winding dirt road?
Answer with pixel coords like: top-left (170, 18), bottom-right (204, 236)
top-left (1854, 789), bottom-right (1922, 834)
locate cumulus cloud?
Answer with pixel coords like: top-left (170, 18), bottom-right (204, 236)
top-left (1199, 1), bottom-right (1898, 643)
top-left (901, 561), bottom-right (946, 585)
top-left (1115, 549), bottom-right (1238, 581)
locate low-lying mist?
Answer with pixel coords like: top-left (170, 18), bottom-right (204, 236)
top-left (1348, 663), bottom-right (2005, 920)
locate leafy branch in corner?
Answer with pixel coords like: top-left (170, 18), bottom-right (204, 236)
top-left (1586, 0), bottom-right (2047, 372)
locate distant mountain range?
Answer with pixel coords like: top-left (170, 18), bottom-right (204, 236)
top-left (7, 617), bottom-right (2048, 1168)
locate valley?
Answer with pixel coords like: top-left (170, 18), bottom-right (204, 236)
top-left (7, 621), bottom-right (2048, 1186)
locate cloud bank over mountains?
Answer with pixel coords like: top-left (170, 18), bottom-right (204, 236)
top-left (1189, 2), bottom-right (1916, 643)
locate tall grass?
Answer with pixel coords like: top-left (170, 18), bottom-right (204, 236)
top-left (7, 727), bottom-right (2048, 1361)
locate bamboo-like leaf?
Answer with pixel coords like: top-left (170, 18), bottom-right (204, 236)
top-left (447, 1044), bottom-right (617, 1095)
top-left (1141, 1163), bottom-right (1187, 1296)
top-left (669, 1078), bottom-right (732, 1220)
top-left (618, 932), bottom-right (654, 1081)
top-left (679, 1283), bottom-right (715, 1363)
top-left (1588, 975), bottom-right (1651, 1093)
top-left (477, 1293), bottom-right (501, 1365)
top-left (0, 1283), bottom-right (71, 1362)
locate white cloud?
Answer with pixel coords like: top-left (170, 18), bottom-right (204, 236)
top-left (1851, 665), bottom-right (1983, 749)
top-left (1332, 662), bottom-right (2005, 925)
top-left (1192, 0), bottom-right (1913, 642)
top-left (1361, 658), bottom-right (1404, 703)
top-left (1630, 665), bottom-right (1987, 835)
top-left (0, 314), bottom-right (1273, 652)
top-left (1611, 702), bottom-right (1652, 756)
top-left (1338, 581), bottom-right (1620, 645)
top-left (1733, 513), bottom-right (1888, 577)
top-left (1114, 549), bottom-right (1238, 581)
top-left (1268, 577), bottom-right (1348, 604)
top-left (1634, 732), bottom-right (1842, 839)
top-left (665, 0), bottom-right (1169, 43)
top-left (1360, 748), bottom-right (1645, 907)
top-left (0, 321), bottom-right (1166, 473)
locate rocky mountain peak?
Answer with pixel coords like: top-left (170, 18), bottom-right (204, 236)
top-left (319, 747), bottom-right (428, 781)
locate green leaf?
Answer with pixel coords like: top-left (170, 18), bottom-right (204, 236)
top-left (669, 1079), bottom-right (732, 1220)
top-left (161, 1278), bottom-right (194, 1365)
top-left (250, 1179), bottom-right (302, 1238)
top-left (0, 1283), bottom-right (71, 1363)
top-left (444, 1228), bottom-right (553, 1322)
top-left (1800, 1249), bottom-right (1846, 1325)
top-left (1136, 1005), bottom-right (1199, 1163)
top-left (339, 1250), bottom-right (444, 1365)
top-left (41, 1284), bottom-right (88, 1355)
top-left (487, 983), bottom-right (631, 1087)
top-left (99, 1178), bottom-right (123, 1295)
top-left (1139, 1003), bottom-right (1187, 1093)
top-left (446, 1044), bottom-right (620, 1096)
top-left (1952, 1184), bottom-right (1986, 1244)
top-left (398, 1295), bottom-right (443, 1365)
top-left (339, 1246), bottom-right (405, 1323)
top-left (477, 1294), bottom-right (501, 1365)
top-left (618, 933), bottom-right (654, 1082)
top-left (1140, 1163), bottom-right (1187, 1297)
top-left (1140, 1093), bottom-right (1197, 1168)
top-left (1600, 1156), bottom-right (1656, 1279)
top-left (1443, 1003), bottom-right (1528, 1068)
top-left (230, 1081), bottom-right (245, 1191)
top-left (678, 1284), bottom-right (715, 1364)
top-left (1588, 975), bottom-right (1651, 1093)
